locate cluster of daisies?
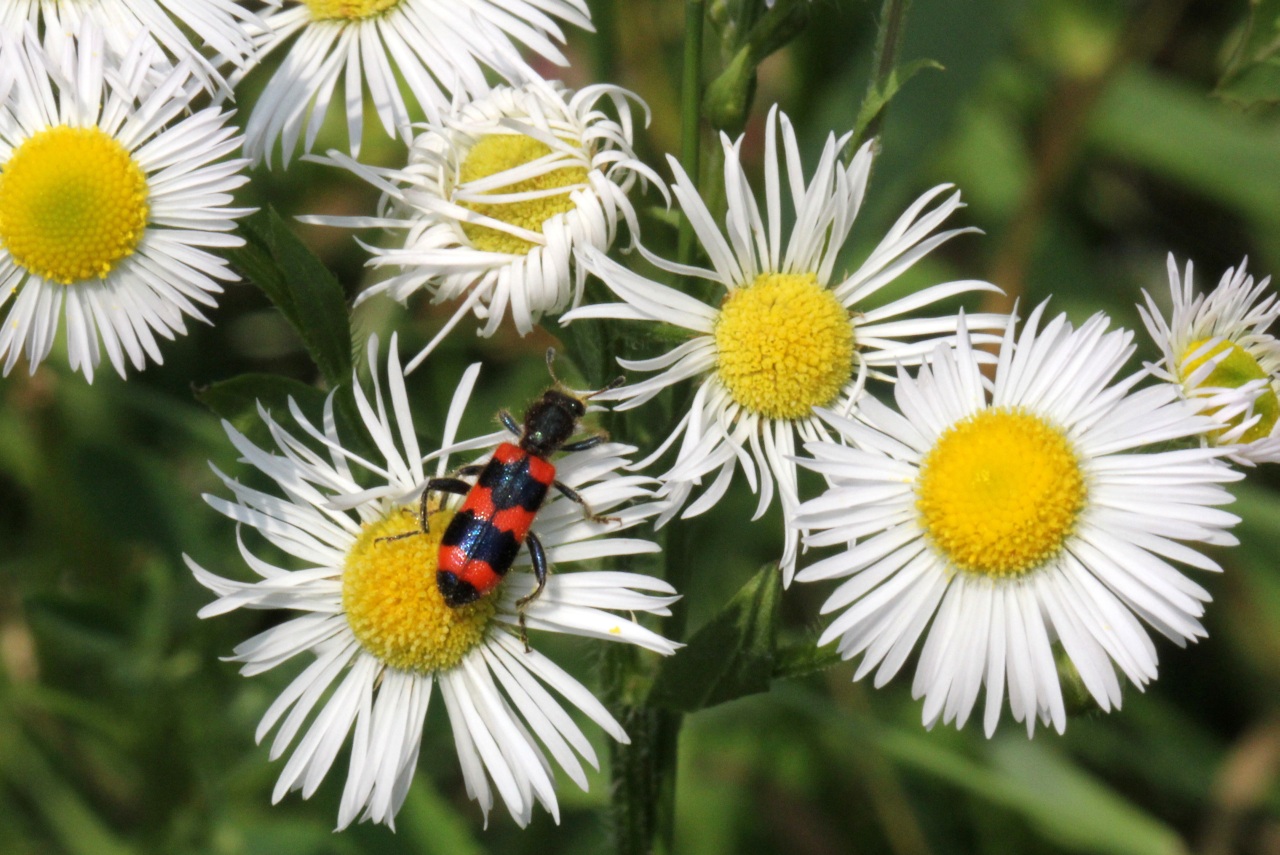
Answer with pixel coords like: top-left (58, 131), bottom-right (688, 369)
top-left (5, 0), bottom-right (1280, 836)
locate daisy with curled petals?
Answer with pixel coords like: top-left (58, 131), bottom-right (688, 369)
top-left (187, 335), bottom-right (680, 829)
top-left (1138, 254), bottom-right (1280, 465)
top-left (307, 81), bottom-right (660, 370)
top-left (0, 0), bottom-right (261, 95)
top-left (0, 26), bottom-right (251, 381)
top-left (793, 306), bottom-right (1242, 737)
top-left (242, 0), bottom-right (592, 165)
top-left (563, 106), bottom-right (1004, 584)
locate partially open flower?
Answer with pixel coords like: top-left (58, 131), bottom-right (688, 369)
top-left (307, 81), bottom-right (660, 370)
top-left (1139, 255), bottom-right (1280, 465)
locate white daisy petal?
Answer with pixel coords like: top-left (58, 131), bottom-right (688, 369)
top-left (240, 0), bottom-right (590, 164)
top-left (1, 0), bottom-right (260, 96)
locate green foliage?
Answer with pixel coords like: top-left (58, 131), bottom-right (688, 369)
top-left (854, 57), bottom-right (945, 144)
top-left (876, 731), bottom-right (1188, 855)
top-left (649, 562), bottom-right (781, 711)
top-left (703, 0), bottom-right (812, 134)
top-left (229, 207), bottom-right (354, 388)
top-left (1216, 0), bottom-right (1280, 109)
top-left (3, 2), bottom-right (1280, 854)
top-left (195, 373), bottom-right (332, 438)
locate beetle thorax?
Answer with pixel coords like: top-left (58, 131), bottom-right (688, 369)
top-left (520, 390), bottom-right (585, 456)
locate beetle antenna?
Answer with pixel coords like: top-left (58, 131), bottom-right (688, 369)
top-left (585, 375), bottom-right (626, 399)
top-left (546, 347), bottom-right (624, 398)
top-left (545, 347), bottom-right (560, 385)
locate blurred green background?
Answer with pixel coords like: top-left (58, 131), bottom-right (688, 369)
top-left (3, 0), bottom-right (1280, 853)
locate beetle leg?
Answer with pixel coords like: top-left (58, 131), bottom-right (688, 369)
top-left (499, 410), bottom-right (521, 437)
top-left (553, 480), bottom-right (619, 525)
top-left (377, 477), bottom-right (471, 542)
top-left (515, 531), bottom-right (549, 652)
top-left (558, 435), bottom-right (606, 453)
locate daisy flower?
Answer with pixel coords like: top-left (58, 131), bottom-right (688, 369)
top-left (1138, 254), bottom-right (1280, 465)
top-left (187, 335), bottom-right (679, 829)
top-left (241, 0), bottom-right (593, 165)
top-left (793, 305), bottom-right (1242, 737)
top-left (563, 106), bottom-right (1004, 584)
top-left (0, 0), bottom-right (261, 95)
top-left (0, 26), bottom-right (251, 381)
top-left (307, 81), bottom-right (659, 370)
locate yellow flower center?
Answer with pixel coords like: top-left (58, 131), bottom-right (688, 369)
top-left (1180, 337), bottom-right (1278, 444)
top-left (0, 125), bottom-right (149, 285)
top-left (457, 134), bottom-right (587, 255)
top-left (342, 506), bottom-right (495, 673)
top-left (713, 272), bottom-right (854, 420)
top-left (916, 408), bottom-right (1086, 578)
top-left (304, 0), bottom-right (402, 21)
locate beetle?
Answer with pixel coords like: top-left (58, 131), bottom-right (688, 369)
top-left (384, 349), bottom-right (623, 638)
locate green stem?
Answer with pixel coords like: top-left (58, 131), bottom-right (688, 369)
top-left (677, 0), bottom-right (706, 266)
top-left (606, 530), bottom-right (691, 855)
top-left (651, 516), bottom-right (695, 854)
top-left (855, 0), bottom-right (911, 151)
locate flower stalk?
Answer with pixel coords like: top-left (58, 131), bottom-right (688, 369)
top-left (677, 0), bottom-right (707, 266)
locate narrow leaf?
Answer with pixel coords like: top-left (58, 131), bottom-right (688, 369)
top-left (195, 373), bottom-right (331, 434)
top-left (648, 562), bottom-right (782, 712)
top-left (195, 374), bottom-right (382, 471)
top-left (1216, 0), bottom-right (1280, 109)
top-left (854, 57), bottom-right (945, 142)
top-left (229, 207), bottom-right (354, 387)
top-left (773, 638), bottom-right (844, 679)
top-left (874, 728), bottom-right (1189, 855)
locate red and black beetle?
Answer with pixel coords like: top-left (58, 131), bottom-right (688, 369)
top-left (387, 350), bottom-right (623, 632)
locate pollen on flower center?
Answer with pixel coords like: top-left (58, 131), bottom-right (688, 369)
top-left (304, 0), bottom-right (402, 21)
top-left (1180, 337), bottom-right (1279, 443)
top-left (713, 272), bottom-right (854, 420)
top-left (0, 125), bottom-right (149, 285)
top-left (343, 506), bottom-right (495, 673)
top-left (916, 408), bottom-right (1085, 578)
top-left (456, 134), bottom-right (588, 256)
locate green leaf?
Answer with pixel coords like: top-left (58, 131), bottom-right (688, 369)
top-left (1216, 0), bottom-right (1280, 109)
top-left (24, 594), bottom-right (128, 659)
top-left (194, 373), bottom-right (331, 438)
top-left (397, 777), bottom-right (487, 855)
top-left (772, 638), bottom-right (843, 680)
top-left (648, 562), bottom-right (782, 712)
top-left (195, 373), bottom-right (384, 473)
top-left (558, 302), bottom-right (610, 390)
top-left (874, 729), bottom-right (1189, 855)
top-left (853, 57), bottom-right (945, 142)
top-left (0, 731), bottom-right (134, 855)
top-left (229, 207), bottom-right (354, 387)
top-left (1090, 68), bottom-right (1280, 234)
